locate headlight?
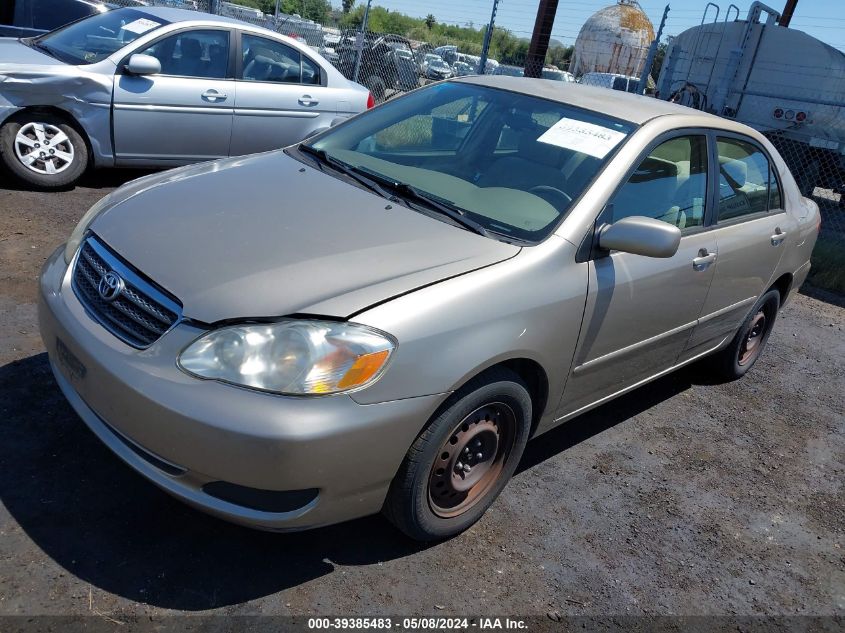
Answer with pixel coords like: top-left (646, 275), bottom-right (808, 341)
top-left (178, 320), bottom-right (396, 395)
top-left (63, 192), bottom-right (115, 263)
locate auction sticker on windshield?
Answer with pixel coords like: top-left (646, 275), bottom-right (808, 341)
top-left (122, 18), bottom-right (161, 35)
top-left (537, 118), bottom-right (627, 158)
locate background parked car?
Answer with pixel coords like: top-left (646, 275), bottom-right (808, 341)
top-left (579, 71), bottom-right (642, 93)
top-left (494, 64), bottom-right (525, 78)
top-left (336, 31), bottom-right (417, 102)
top-left (425, 56), bottom-right (453, 81)
top-left (541, 68), bottom-right (575, 82)
top-left (0, 0), bottom-right (109, 38)
top-left (0, 6), bottom-right (371, 189)
top-left (452, 61), bottom-right (475, 77)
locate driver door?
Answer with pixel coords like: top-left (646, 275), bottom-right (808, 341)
top-left (112, 28), bottom-right (234, 164)
top-left (558, 133), bottom-right (718, 416)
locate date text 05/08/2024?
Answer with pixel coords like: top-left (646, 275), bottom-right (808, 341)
top-left (307, 618), bottom-right (528, 630)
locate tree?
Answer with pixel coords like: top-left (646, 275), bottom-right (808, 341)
top-left (342, 0), bottom-right (355, 13)
top-left (425, 14), bottom-right (436, 30)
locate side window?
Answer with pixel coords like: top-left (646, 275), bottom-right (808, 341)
top-left (611, 135), bottom-right (708, 230)
top-left (769, 164), bottom-right (782, 209)
top-left (141, 30), bottom-right (230, 79)
top-left (716, 138), bottom-right (775, 221)
top-left (301, 55), bottom-right (321, 85)
top-left (241, 34), bottom-right (316, 84)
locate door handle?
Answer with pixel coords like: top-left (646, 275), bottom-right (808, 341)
top-left (692, 249), bottom-right (717, 271)
top-left (298, 95), bottom-right (319, 106)
top-left (771, 227), bottom-right (787, 246)
top-left (202, 89), bottom-right (227, 101)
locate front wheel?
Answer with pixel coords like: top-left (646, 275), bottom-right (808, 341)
top-left (384, 368), bottom-right (532, 541)
top-left (0, 114), bottom-right (88, 189)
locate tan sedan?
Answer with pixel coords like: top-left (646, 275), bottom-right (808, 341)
top-left (40, 76), bottom-right (819, 540)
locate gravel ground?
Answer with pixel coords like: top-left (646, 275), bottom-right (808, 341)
top-left (0, 169), bottom-right (843, 623)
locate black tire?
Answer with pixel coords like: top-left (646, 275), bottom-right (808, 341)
top-left (706, 289), bottom-right (780, 381)
top-left (0, 113), bottom-right (88, 190)
top-left (384, 367), bottom-right (532, 541)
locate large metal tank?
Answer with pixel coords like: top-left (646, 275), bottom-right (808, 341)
top-left (571, 0), bottom-right (655, 78)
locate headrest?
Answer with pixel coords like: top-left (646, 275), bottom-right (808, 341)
top-left (181, 38), bottom-right (201, 57)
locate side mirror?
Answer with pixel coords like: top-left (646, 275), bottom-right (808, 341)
top-left (598, 216), bottom-right (681, 258)
top-left (125, 54), bottom-right (161, 76)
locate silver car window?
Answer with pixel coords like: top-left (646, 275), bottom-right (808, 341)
top-left (140, 29), bottom-right (230, 79)
top-left (716, 138), bottom-right (774, 221)
top-left (612, 135), bottom-right (708, 230)
top-left (241, 33), bottom-right (319, 85)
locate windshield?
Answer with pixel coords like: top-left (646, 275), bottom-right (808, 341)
top-left (33, 9), bottom-right (169, 65)
top-left (305, 82), bottom-right (634, 242)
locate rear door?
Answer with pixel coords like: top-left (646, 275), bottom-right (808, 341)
top-left (112, 28), bottom-right (235, 164)
top-left (559, 133), bottom-right (718, 416)
top-left (230, 32), bottom-right (336, 156)
top-left (682, 133), bottom-right (796, 359)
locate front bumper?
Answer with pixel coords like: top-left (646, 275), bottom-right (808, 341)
top-left (38, 246), bottom-right (445, 531)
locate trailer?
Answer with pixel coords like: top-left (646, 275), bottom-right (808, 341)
top-left (657, 1), bottom-right (845, 202)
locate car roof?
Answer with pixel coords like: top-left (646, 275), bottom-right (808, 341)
top-left (126, 6), bottom-right (259, 28)
top-left (454, 75), bottom-right (724, 125)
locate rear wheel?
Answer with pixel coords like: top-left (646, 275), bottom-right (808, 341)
top-left (384, 368), bottom-right (531, 541)
top-left (0, 114), bottom-right (88, 189)
top-left (706, 289), bottom-right (780, 381)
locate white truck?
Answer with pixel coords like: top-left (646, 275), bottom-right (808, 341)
top-left (656, 1), bottom-right (845, 202)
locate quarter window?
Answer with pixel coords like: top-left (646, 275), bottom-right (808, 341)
top-left (141, 30), bottom-right (230, 79)
top-left (241, 34), bottom-right (320, 85)
top-left (716, 138), bottom-right (779, 220)
top-left (611, 135), bottom-right (708, 230)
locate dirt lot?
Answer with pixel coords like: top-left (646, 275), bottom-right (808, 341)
top-left (0, 169), bottom-right (843, 622)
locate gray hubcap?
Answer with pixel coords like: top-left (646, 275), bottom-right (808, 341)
top-left (14, 122), bottom-right (75, 176)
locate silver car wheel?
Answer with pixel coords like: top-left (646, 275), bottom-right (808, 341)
top-left (13, 122), bottom-right (75, 176)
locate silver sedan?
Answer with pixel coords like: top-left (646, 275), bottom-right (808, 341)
top-left (0, 6), bottom-right (371, 188)
top-left (39, 77), bottom-right (819, 540)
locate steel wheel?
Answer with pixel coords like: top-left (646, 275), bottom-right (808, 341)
top-left (738, 309), bottom-right (767, 366)
top-left (427, 402), bottom-right (516, 519)
top-left (13, 122), bottom-right (75, 176)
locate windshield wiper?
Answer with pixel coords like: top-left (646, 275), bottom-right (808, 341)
top-left (298, 144), bottom-right (394, 200)
top-left (359, 172), bottom-right (491, 238)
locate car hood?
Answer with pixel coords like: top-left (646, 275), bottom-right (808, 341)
top-left (89, 151), bottom-right (520, 323)
top-left (0, 38), bottom-right (66, 69)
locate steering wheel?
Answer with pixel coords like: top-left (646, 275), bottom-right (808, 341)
top-left (528, 185), bottom-right (573, 208)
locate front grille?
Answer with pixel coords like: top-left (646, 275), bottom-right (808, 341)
top-left (71, 236), bottom-right (182, 348)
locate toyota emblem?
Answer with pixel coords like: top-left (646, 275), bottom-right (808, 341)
top-left (98, 270), bottom-right (125, 302)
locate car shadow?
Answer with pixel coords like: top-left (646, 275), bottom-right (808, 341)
top-left (0, 168), bottom-right (157, 192)
top-left (0, 352), bottom-right (698, 610)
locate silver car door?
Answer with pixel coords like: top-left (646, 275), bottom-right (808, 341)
top-left (682, 134), bottom-right (798, 359)
top-left (230, 33), bottom-right (334, 156)
top-left (559, 133), bottom-right (718, 417)
top-left (112, 28), bottom-right (234, 164)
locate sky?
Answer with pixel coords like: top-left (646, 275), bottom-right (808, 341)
top-left (363, 0), bottom-right (845, 52)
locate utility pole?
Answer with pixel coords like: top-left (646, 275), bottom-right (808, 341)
top-left (352, 0), bottom-right (373, 82)
top-left (779, 0), bottom-right (798, 27)
top-left (524, 0), bottom-right (558, 78)
top-left (478, 0), bottom-right (500, 75)
top-left (637, 4), bottom-right (669, 94)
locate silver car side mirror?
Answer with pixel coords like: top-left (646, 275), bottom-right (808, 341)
top-left (598, 216), bottom-right (682, 258)
top-left (125, 54), bottom-right (161, 76)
